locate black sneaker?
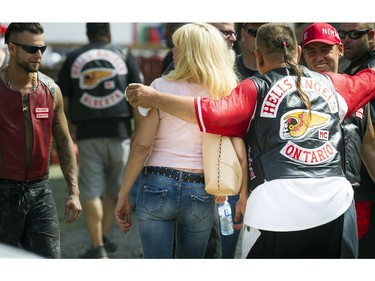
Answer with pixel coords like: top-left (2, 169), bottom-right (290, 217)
top-left (103, 236), bottom-right (117, 253)
top-left (80, 245), bottom-right (108, 259)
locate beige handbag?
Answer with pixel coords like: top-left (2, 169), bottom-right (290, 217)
top-left (361, 104), bottom-right (375, 181)
top-left (202, 133), bottom-right (243, 196)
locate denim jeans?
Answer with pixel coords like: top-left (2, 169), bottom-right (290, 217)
top-left (136, 170), bottom-right (215, 258)
top-left (0, 178), bottom-right (60, 258)
top-left (204, 206), bottom-right (222, 258)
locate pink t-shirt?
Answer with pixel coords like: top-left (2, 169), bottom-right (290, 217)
top-left (145, 77), bottom-right (209, 170)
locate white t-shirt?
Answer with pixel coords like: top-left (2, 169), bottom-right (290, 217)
top-left (244, 177), bottom-right (353, 231)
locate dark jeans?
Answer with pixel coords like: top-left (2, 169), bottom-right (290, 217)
top-left (0, 178), bottom-right (60, 258)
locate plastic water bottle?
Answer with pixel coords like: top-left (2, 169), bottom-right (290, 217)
top-left (218, 200), bottom-right (234, 235)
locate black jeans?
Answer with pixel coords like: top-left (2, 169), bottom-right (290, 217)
top-left (0, 178), bottom-right (60, 258)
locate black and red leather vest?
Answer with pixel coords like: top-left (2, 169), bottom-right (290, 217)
top-left (0, 72), bottom-right (55, 181)
top-left (246, 66), bottom-right (345, 190)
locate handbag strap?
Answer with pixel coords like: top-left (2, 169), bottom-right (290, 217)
top-left (217, 135), bottom-right (223, 191)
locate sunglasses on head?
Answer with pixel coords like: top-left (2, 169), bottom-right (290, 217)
top-left (11, 42), bottom-right (47, 54)
top-left (244, 28), bottom-right (258, 37)
top-left (338, 28), bottom-right (371, 40)
top-left (219, 29), bottom-right (237, 38)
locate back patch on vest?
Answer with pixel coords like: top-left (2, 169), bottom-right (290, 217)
top-left (71, 49), bottom-right (128, 109)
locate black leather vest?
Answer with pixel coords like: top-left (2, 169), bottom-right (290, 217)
top-left (66, 42), bottom-right (132, 122)
top-left (246, 67), bottom-right (345, 190)
top-left (342, 51), bottom-right (375, 192)
top-left (341, 111), bottom-right (367, 187)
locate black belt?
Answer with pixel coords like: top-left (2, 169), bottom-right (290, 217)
top-left (0, 178), bottom-right (47, 186)
top-left (143, 166), bottom-right (205, 184)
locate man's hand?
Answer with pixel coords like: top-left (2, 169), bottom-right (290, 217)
top-left (125, 83), bottom-right (158, 109)
top-left (125, 82), bottom-right (197, 125)
top-left (64, 194), bottom-right (82, 224)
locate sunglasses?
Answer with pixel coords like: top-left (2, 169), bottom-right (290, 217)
top-left (219, 29), bottom-right (237, 39)
top-left (338, 28), bottom-right (371, 40)
top-left (244, 28), bottom-right (258, 37)
top-left (11, 42), bottom-right (47, 54)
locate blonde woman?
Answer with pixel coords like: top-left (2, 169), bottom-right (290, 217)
top-left (115, 23), bottom-right (248, 258)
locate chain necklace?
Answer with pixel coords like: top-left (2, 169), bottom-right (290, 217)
top-left (4, 66), bottom-right (37, 92)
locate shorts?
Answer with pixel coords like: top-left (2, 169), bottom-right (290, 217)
top-left (78, 138), bottom-right (131, 201)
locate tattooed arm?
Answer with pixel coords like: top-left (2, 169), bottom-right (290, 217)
top-left (52, 84), bottom-right (82, 224)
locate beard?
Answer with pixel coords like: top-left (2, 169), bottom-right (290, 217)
top-left (16, 59), bottom-right (40, 73)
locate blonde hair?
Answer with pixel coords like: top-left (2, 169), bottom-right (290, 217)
top-left (164, 22), bottom-right (239, 99)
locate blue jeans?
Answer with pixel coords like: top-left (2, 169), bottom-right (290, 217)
top-left (136, 169), bottom-right (215, 258)
top-left (130, 175), bottom-right (141, 209)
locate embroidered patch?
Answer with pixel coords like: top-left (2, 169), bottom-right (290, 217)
top-left (35, 107), bottom-right (49, 119)
top-left (280, 140), bottom-right (337, 165)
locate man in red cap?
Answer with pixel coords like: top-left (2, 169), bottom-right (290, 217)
top-left (302, 22), bottom-right (344, 73)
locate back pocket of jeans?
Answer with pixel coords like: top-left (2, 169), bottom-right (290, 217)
top-left (141, 185), bottom-right (168, 213)
top-left (191, 195), bottom-right (213, 220)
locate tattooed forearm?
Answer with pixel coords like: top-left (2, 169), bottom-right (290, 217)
top-left (53, 86), bottom-right (79, 196)
top-left (54, 136), bottom-right (79, 196)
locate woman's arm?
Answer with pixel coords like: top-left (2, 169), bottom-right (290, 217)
top-left (115, 107), bottom-right (159, 233)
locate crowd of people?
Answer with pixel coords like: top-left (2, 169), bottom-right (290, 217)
top-left (0, 21), bottom-right (374, 259)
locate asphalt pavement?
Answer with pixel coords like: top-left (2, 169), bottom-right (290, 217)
top-left (60, 214), bottom-right (143, 259)
top-left (49, 165), bottom-right (143, 259)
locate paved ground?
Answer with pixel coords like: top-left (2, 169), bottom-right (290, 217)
top-left (60, 215), bottom-right (143, 259)
top-left (50, 165), bottom-right (143, 259)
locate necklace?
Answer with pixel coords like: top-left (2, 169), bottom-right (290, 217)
top-left (4, 66), bottom-right (37, 92)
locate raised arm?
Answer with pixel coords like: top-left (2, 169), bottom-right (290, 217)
top-left (126, 78), bottom-right (257, 138)
top-left (126, 83), bottom-right (197, 124)
top-left (325, 68), bottom-right (375, 119)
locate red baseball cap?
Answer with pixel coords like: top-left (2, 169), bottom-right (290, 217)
top-left (302, 22), bottom-right (341, 47)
